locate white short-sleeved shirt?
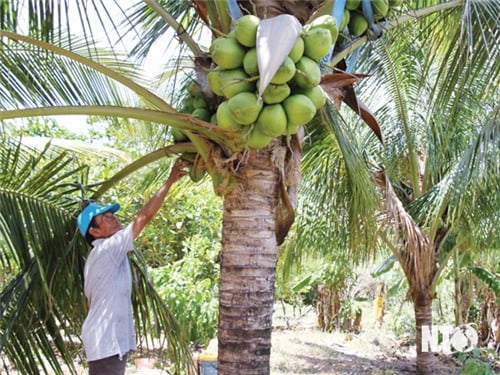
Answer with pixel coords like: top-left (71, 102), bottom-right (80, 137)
top-left (81, 224), bottom-right (136, 361)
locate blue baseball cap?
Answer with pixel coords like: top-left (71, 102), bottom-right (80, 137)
top-left (77, 202), bottom-right (120, 236)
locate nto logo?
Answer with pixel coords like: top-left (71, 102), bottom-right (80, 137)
top-left (421, 324), bottom-right (478, 353)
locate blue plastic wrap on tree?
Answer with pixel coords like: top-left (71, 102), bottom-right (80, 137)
top-left (362, 0), bottom-right (383, 40)
top-left (332, 0), bottom-right (348, 28)
top-left (320, 0), bottom-right (346, 72)
top-left (227, 0), bottom-right (242, 20)
top-left (361, 0), bottom-right (375, 26)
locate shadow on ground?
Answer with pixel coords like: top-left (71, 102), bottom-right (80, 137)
top-left (271, 333), bottom-right (419, 375)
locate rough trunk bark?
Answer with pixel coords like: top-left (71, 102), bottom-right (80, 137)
top-left (217, 144), bottom-right (285, 374)
top-left (413, 289), bottom-right (435, 375)
top-left (384, 171), bottom-right (441, 375)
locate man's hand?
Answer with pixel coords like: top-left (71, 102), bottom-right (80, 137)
top-left (132, 158), bottom-right (189, 239)
top-left (167, 158), bottom-right (189, 183)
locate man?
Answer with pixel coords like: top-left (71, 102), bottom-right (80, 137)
top-left (77, 159), bottom-right (188, 375)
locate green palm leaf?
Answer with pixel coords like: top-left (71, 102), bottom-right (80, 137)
top-left (0, 138), bottom-right (192, 373)
top-left (468, 266), bottom-right (500, 294)
top-left (0, 138), bottom-right (88, 374)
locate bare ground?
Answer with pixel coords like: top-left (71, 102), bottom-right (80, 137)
top-left (4, 303), bottom-right (497, 374)
top-left (268, 304), bottom-right (463, 375)
top-left (127, 303), bottom-right (467, 374)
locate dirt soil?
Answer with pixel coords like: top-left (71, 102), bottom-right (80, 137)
top-left (126, 303), bottom-right (467, 374)
top-left (4, 303), bottom-right (495, 374)
top-left (268, 304), bottom-right (463, 375)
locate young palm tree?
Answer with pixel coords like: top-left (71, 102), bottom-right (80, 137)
top-left (1, 1), bottom-right (497, 374)
top-left (293, 18), bottom-right (499, 372)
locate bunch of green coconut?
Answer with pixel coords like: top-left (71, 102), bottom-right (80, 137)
top-left (206, 14), bottom-right (336, 149)
top-left (341, 0), bottom-right (404, 37)
top-left (181, 91), bottom-right (213, 123)
top-left (171, 81), bottom-right (215, 144)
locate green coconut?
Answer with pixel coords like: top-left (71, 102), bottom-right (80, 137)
top-left (192, 94), bottom-right (207, 109)
top-left (302, 27), bottom-right (332, 61)
top-left (228, 92), bottom-right (263, 125)
top-left (270, 56), bottom-right (296, 84)
top-left (218, 69), bottom-right (254, 99)
top-left (348, 12), bottom-right (368, 37)
top-left (181, 96), bottom-right (194, 112)
top-left (309, 15), bottom-right (338, 42)
top-left (187, 82), bottom-right (200, 96)
top-left (340, 9), bottom-right (350, 31)
top-left (243, 48), bottom-right (259, 76)
top-left (246, 128), bottom-right (273, 149)
top-left (207, 69), bottom-right (224, 96)
top-left (292, 56), bottom-right (321, 89)
top-left (345, 0), bottom-right (361, 10)
top-left (181, 105), bottom-right (194, 114)
top-left (288, 37), bottom-right (304, 63)
top-left (216, 100), bottom-right (244, 131)
top-left (192, 108), bottom-right (212, 122)
top-left (372, 0), bottom-right (390, 18)
top-left (283, 94), bottom-right (316, 128)
top-left (261, 81), bottom-right (291, 104)
top-left (286, 122), bottom-right (302, 135)
top-left (171, 128), bottom-right (188, 142)
top-left (234, 15), bottom-right (260, 47)
top-left (211, 36), bottom-right (246, 69)
top-left (298, 86), bottom-right (327, 110)
top-left (255, 103), bottom-right (287, 137)
top-left (189, 164), bottom-right (206, 183)
top-left (209, 37), bottom-right (219, 55)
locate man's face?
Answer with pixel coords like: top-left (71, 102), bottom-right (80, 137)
top-left (88, 211), bottom-right (122, 239)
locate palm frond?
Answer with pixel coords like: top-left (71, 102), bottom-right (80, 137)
top-left (0, 31), bottom-right (173, 111)
top-left (91, 143), bottom-right (197, 199)
top-left (287, 102), bottom-right (380, 269)
top-left (1, 1), bottom-right (134, 56)
top-left (382, 171), bottom-right (433, 286)
top-left (0, 138), bottom-right (88, 374)
top-left (411, 118), bottom-right (500, 239)
top-left (19, 137), bottom-right (133, 163)
top-left (420, 0), bottom-right (499, 116)
top-left (130, 255), bottom-right (194, 372)
top-left (0, 138), bottom-right (192, 373)
top-left (126, 0), bottom-right (206, 60)
top-left (468, 265), bottom-right (500, 294)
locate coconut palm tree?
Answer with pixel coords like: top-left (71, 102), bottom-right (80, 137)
top-left (1, 1), bottom-right (498, 374)
top-left (357, 8), bottom-right (499, 371)
top-left (292, 3), bottom-right (499, 371)
top-left (291, 23), bottom-right (498, 373)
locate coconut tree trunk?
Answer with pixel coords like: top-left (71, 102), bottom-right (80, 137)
top-left (217, 140), bottom-right (296, 374)
top-left (382, 173), bottom-right (442, 375)
top-left (412, 288), bottom-right (435, 375)
top-left (405, 242), bottom-right (439, 375)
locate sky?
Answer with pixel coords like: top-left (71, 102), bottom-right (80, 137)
top-left (9, 1), bottom-right (182, 136)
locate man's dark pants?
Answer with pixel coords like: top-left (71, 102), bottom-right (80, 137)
top-left (88, 353), bottom-right (128, 375)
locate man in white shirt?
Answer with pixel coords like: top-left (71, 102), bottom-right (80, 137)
top-left (77, 159), bottom-right (188, 374)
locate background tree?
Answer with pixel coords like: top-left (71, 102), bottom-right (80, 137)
top-left (1, 1), bottom-right (498, 374)
top-left (309, 7), bottom-right (498, 371)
